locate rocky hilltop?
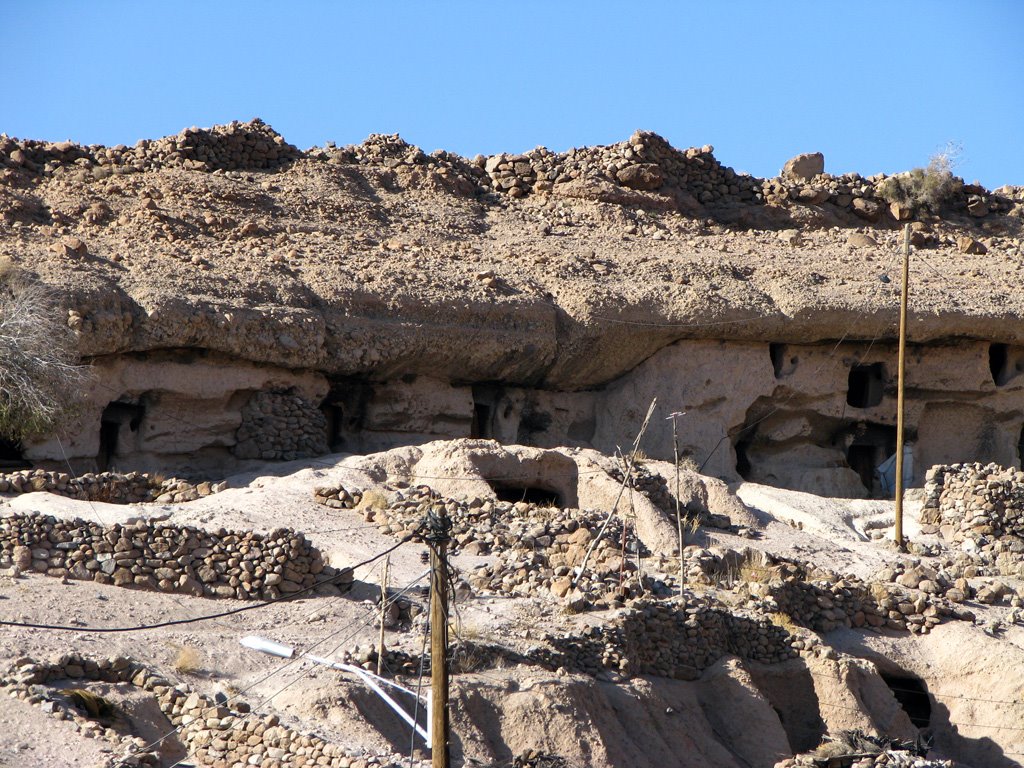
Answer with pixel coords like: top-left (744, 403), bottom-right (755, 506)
top-left (2, 120), bottom-right (1023, 496)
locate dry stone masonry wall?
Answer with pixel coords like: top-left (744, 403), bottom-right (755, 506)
top-left (539, 598), bottom-right (797, 681)
top-left (2, 654), bottom-right (415, 768)
top-left (0, 468), bottom-right (226, 504)
top-left (0, 118), bottom-right (299, 178)
top-left (233, 390), bottom-right (329, 461)
top-left (0, 513), bottom-right (344, 600)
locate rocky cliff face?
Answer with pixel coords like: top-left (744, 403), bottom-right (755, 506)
top-left (2, 120), bottom-right (1022, 494)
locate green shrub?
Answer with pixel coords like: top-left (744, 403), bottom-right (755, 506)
top-left (877, 145), bottom-right (963, 213)
top-left (0, 267), bottom-right (90, 441)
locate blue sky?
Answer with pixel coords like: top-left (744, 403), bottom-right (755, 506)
top-left (5, 1), bottom-right (1022, 188)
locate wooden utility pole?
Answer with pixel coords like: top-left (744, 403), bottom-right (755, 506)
top-left (376, 556), bottom-right (389, 677)
top-left (668, 412), bottom-right (685, 599)
top-left (894, 224), bottom-right (911, 550)
top-left (429, 509), bottom-right (450, 768)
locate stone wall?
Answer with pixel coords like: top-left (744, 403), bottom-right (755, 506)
top-left (0, 118), bottom-right (299, 177)
top-left (2, 654), bottom-right (411, 768)
top-left (233, 389), bottom-right (329, 461)
top-left (922, 462), bottom-right (1024, 545)
top-left (0, 468), bottom-right (225, 503)
top-left (0, 513), bottom-right (342, 600)
top-left (539, 598), bottom-right (797, 681)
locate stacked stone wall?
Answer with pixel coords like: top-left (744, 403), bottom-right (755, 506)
top-left (2, 655), bottom-right (412, 768)
top-left (0, 513), bottom-right (341, 599)
top-left (538, 598), bottom-right (797, 680)
top-left (0, 118), bottom-right (299, 177)
top-left (0, 468), bottom-right (225, 504)
top-left (233, 390), bottom-right (329, 461)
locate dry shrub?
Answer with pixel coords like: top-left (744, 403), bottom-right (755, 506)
top-left (357, 488), bottom-right (389, 512)
top-left (768, 611), bottom-right (799, 633)
top-left (172, 645), bottom-right (202, 675)
top-left (877, 144), bottom-right (963, 213)
top-left (0, 269), bottom-right (90, 441)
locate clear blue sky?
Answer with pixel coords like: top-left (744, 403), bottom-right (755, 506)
top-left (5, 1), bottom-right (1023, 188)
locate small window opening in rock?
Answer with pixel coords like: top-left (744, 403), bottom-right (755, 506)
top-left (98, 401), bottom-right (144, 472)
top-left (0, 438), bottom-right (28, 470)
top-left (1018, 424), bottom-right (1024, 468)
top-left (847, 363), bottom-right (885, 408)
top-left (770, 343), bottom-right (785, 378)
top-left (881, 674), bottom-right (931, 729)
top-left (492, 485), bottom-right (563, 507)
top-left (990, 343), bottom-right (1009, 386)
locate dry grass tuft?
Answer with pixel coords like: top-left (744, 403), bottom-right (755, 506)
top-left (768, 611), bottom-right (800, 633)
top-left (357, 488), bottom-right (389, 512)
top-left (172, 645), bottom-right (203, 675)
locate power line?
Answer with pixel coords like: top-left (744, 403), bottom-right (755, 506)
top-left (115, 571), bottom-right (430, 767)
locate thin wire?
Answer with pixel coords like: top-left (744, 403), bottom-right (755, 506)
top-left (409, 614), bottom-right (430, 768)
top-left (122, 571), bottom-right (429, 768)
top-left (0, 532), bottom-right (416, 632)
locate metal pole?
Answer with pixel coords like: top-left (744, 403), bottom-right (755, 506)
top-left (377, 555), bottom-right (390, 678)
top-left (894, 224), bottom-right (911, 550)
top-left (429, 510), bottom-right (450, 768)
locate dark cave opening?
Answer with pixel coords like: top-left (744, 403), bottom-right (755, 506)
top-left (845, 423), bottom-right (897, 495)
top-left (735, 438), bottom-right (753, 479)
top-left (97, 401), bottom-right (145, 472)
top-left (881, 673), bottom-right (931, 729)
top-left (0, 437), bottom-right (28, 470)
top-left (847, 363), bottom-right (885, 409)
top-left (492, 485), bottom-right (563, 507)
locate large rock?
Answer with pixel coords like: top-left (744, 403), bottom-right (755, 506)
top-left (616, 163), bottom-right (664, 191)
top-left (783, 153), bottom-right (825, 181)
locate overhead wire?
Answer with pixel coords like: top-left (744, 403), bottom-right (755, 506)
top-left (114, 570), bottom-right (430, 768)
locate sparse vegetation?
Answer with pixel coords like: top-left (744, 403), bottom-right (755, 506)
top-left (172, 645), bottom-right (203, 675)
top-left (62, 688), bottom-right (116, 719)
top-left (877, 144), bottom-right (964, 214)
top-left (0, 266), bottom-right (90, 442)
top-left (356, 488), bottom-right (389, 512)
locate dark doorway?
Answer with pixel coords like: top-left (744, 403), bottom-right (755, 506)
top-left (492, 485), bottom-right (563, 507)
top-left (881, 674), bottom-right (931, 729)
top-left (471, 402), bottom-right (492, 439)
top-left (0, 438), bottom-right (28, 470)
top-left (847, 364), bottom-right (885, 408)
top-left (735, 438), bottom-right (753, 479)
top-left (97, 401), bottom-right (145, 472)
top-left (845, 423), bottom-right (898, 495)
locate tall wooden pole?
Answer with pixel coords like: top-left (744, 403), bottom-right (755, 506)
top-left (894, 224), bottom-right (911, 550)
top-left (669, 412), bottom-right (685, 599)
top-left (429, 509), bottom-right (450, 768)
top-left (376, 555), bottom-right (389, 678)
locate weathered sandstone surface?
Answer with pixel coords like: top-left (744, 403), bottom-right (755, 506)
top-left (2, 120), bottom-right (1023, 497)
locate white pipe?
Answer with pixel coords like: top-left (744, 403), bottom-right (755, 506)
top-left (305, 655), bottom-right (429, 742)
top-left (240, 635), bottom-right (294, 658)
